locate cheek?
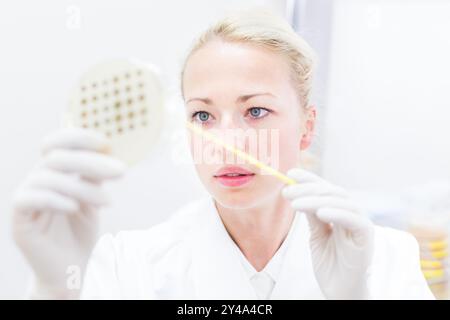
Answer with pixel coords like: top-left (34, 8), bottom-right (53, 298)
top-left (189, 135), bottom-right (213, 177)
top-left (270, 123), bottom-right (302, 172)
top-left (189, 134), bottom-right (222, 185)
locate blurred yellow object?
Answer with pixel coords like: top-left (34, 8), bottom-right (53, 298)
top-left (423, 269), bottom-right (445, 280)
top-left (409, 224), bottom-right (449, 299)
top-left (421, 259), bottom-right (444, 269)
top-left (427, 240), bottom-right (448, 251)
top-left (431, 250), bottom-right (448, 259)
top-left (418, 249), bottom-right (448, 260)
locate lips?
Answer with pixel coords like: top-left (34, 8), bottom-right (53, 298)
top-left (214, 166), bottom-right (255, 187)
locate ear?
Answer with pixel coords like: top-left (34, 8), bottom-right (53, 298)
top-left (300, 106), bottom-right (316, 150)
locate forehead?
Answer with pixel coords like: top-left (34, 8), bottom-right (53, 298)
top-left (182, 40), bottom-right (292, 98)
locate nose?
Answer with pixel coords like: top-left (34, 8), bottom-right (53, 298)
top-left (217, 112), bottom-right (238, 130)
top-left (213, 114), bottom-right (255, 164)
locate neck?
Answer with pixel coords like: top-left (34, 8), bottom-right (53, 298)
top-left (215, 194), bottom-right (295, 272)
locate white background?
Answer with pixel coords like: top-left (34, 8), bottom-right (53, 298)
top-left (323, 0), bottom-right (450, 192)
top-left (1, 0), bottom-right (450, 298)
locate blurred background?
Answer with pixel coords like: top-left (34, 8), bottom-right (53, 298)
top-left (1, 0), bottom-right (449, 299)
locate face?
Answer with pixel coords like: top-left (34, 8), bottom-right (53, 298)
top-left (182, 39), bottom-right (315, 210)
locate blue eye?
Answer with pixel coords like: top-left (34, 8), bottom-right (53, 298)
top-left (248, 107), bottom-right (269, 119)
top-left (193, 111), bottom-right (210, 122)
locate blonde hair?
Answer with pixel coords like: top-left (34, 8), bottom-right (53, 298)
top-left (181, 9), bottom-right (317, 109)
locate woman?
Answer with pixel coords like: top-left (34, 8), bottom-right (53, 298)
top-left (12, 10), bottom-right (433, 299)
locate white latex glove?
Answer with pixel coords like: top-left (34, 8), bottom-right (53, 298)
top-left (12, 128), bottom-right (125, 299)
top-left (282, 168), bottom-right (374, 300)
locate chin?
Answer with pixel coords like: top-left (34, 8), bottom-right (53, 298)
top-left (214, 193), bottom-right (256, 210)
top-left (209, 184), bottom-right (275, 210)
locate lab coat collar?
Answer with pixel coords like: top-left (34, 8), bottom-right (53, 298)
top-left (188, 197), bottom-right (325, 300)
top-left (189, 197), bottom-right (257, 299)
top-left (270, 212), bottom-right (325, 299)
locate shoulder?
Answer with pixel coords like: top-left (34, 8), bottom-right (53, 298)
top-left (94, 197), bottom-right (210, 260)
top-left (81, 197), bottom-right (210, 299)
top-left (369, 225), bottom-right (434, 299)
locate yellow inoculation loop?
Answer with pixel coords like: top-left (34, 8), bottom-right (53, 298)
top-left (185, 121), bottom-right (297, 186)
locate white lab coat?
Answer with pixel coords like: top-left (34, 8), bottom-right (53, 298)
top-left (81, 197), bottom-right (434, 299)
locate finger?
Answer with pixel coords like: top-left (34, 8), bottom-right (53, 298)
top-left (303, 211), bottom-right (331, 238)
top-left (317, 207), bottom-right (373, 247)
top-left (289, 196), bottom-right (360, 214)
top-left (41, 128), bottom-right (111, 155)
top-left (27, 169), bottom-right (109, 207)
top-left (43, 149), bottom-right (125, 181)
top-left (282, 182), bottom-right (348, 200)
top-left (13, 189), bottom-right (80, 215)
top-left (286, 167), bottom-right (325, 184)
top-left (68, 204), bottom-right (99, 243)
top-left (316, 207), bottom-right (372, 233)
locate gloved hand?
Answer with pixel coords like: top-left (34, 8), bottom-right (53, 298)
top-left (12, 128), bottom-right (125, 299)
top-left (282, 168), bottom-right (374, 299)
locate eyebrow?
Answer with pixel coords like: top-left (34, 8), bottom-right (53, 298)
top-left (186, 92), bottom-right (275, 105)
